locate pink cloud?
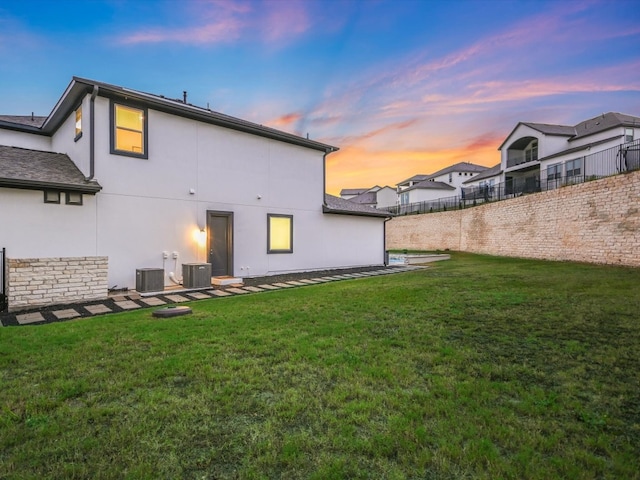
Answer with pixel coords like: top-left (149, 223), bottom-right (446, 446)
top-left (119, 0), bottom-right (313, 46)
top-left (267, 112), bottom-right (303, 128)
top-left (121, 20), bottom-right (243, 45)
top-left (262, 0), bottom-right (311, 42)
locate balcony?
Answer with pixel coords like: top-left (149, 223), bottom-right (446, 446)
top-left (506, 136), bottom-right (538, 169)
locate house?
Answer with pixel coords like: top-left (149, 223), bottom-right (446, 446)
top-left (0, 77), bottom-right (388, 310)
top-left (396, 162), bottom-right (487, 206)
top-left (340, 185), bottom-right (397, 209)
top-left (499, 112), bottom-right (640, 194)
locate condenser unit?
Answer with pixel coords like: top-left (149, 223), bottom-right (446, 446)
top-left (182, 263), bottom-right (212, 288)
top-left (136, 268), bottom-right (164, 293)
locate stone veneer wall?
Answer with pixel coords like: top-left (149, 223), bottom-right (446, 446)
top-left (387, 170), bottom-right (640, 267)
top-left (7, 256), bottom-right (108, 312)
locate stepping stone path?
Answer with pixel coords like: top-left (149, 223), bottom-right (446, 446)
top-left (0, 266), bottom-right (426, 326)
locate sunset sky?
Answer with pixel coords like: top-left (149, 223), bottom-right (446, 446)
top-left (1, 0), bottom-right (639, 194)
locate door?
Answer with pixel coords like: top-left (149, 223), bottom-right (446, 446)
top-left (207, 211), bottom-right (234, 277)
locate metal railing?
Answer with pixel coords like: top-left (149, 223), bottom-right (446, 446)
top-left (385, 139), bottom-right (640, 216)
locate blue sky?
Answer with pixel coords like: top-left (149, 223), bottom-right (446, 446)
top-left (1, 0), bottom-right (639, 194)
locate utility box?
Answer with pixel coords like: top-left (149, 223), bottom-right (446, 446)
top-left (136, 268), bottom-right (164, 293)
top-left (182, 263), bottom-right (212, 288)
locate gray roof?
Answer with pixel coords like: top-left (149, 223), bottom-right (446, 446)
top-left (340, 188), bottom-right (370, 196)
top-left (404, 180), bottom-right (456, 193)
top-left (424, 162), bottom-right (487, 180)
top-left (348, 191), bottom-right (377, 205)
top-left (571, 112), bottom-right (640, 141)
top-left (0, 115), bottom-right (47, 128)
top-left (0, 77), bottom-right (338, 153)
top-left (463, 163), bottom-right (502, 184)
top-left (396, 174), bottom-right (429, 185)
top-left (520, 122), bottom-right (576, 136)
top-left (0, 145), bottom-right (101, 193)
top-left (323, 194), bottom-right (390, 217)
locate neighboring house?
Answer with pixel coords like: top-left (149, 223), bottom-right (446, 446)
top-left (499, 112), bottom-right (640, 194)
top-left (339, 187), bottom-right (369, 200)
top-left (396, 162), bottom-right (486, 205)
top-left (0, 77), bottom-right (388, 304)
top-left (342, 185), bottom-right (397, 209)
top-left (461, 163), bottom-right (502, 202)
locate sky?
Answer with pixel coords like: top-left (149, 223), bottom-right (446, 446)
top-left (1, 0), bottom-right (639, 195)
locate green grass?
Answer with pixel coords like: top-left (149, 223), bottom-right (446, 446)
top-left (1, 253), bottom-right (639, 479)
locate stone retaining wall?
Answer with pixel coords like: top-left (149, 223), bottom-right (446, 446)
top-left (7, 256), bottom-right (108, 312)
top-left (387, 170), bottom-right (640, 267)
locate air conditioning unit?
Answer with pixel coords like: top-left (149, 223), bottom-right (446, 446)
top-left (136, 268), bottom-right (164, 293)
top-left (182, 263), bottom-right (212, 288)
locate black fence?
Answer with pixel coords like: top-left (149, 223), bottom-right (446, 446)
top-left (386, 138), bottom-right (640, 216)
top-left (0, 247), bottom-right (6, 312)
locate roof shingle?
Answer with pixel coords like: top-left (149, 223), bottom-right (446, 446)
top-left (323, 194), bottom-right (390, 217)
top-left (0, 145), bottom-right (101, 193)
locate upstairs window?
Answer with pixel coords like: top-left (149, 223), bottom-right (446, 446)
top-left (547, 163), bottom-right (562, 189)
top-left (110, 101), bottom-right (148, 158)
top-left (625, 128), bottom-right (634, 143)
top-left (267, 214), bottom-right (293, 254)
top-left (74, 107), bottom-right (82, 141)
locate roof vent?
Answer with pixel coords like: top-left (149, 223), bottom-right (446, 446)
top-left (183, 91), bottom-right (187, 103)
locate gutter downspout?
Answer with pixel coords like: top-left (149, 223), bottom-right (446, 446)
top-left (86, 85), bottom-right (99, 181)
top-left (383, 216), bottom-right (393, 266)
top-left (322, 146), bottom-right (338, 206)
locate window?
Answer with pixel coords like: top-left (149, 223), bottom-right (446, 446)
top-left (65, 192), bottom-right (83, 205)
top-left (565, 158), bottom-right (583, 182)
top-left (267, 214), bottom-right (293, 253)
top-left (74, 107), bottom-right (82, 141)
top-left (448, 173), bottom-right (452, 182)
top-left (44, 190), bottom-right (60, 204)
top-left (625, 128), bottom-right (634, 143)
top-left (525, 140), bottom-right (538, 162)
top-left (110, 101), bottom-right (148, 158)
top-left (547, 163), bottom-right (562, 188)
top-left (400, 192), bottom-right (409, 205)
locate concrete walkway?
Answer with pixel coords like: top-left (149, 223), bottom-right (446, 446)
top-left (0, 265), bottom-right (424, 327)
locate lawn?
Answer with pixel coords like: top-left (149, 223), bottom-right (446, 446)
top-left (1, 253), bottom-right (639, 479)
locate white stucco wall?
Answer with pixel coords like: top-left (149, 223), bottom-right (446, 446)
top-left (79, 97), bottom-right (383, 288)
top-left (0, 129), bottom-right (51, 151)
top-left (375, 187), bottom-right (397, 208)
top-left (0, 188), bottom-right (97, 258)
top-left (51, 95), bottom-right (91, 177)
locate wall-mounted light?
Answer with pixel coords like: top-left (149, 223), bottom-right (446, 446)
top-left (193, 227), bottom-right (207, 247)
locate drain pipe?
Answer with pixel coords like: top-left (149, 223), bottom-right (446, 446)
top-left (87, 85), bottom-right (99, 181)
top-left (322, 147), bottom-right (337, 206)
top-left (383, 216), bottom-right (393, 266)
